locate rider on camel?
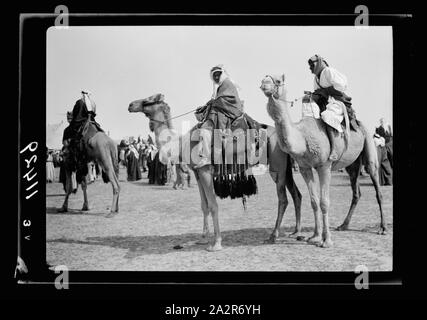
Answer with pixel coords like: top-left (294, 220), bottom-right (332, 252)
top-left (194, 65), bottom-right (244, 168)
top-left (67, 91), bottom-right (103, 182)
top-left (306, 54), bottom-right (357, 161)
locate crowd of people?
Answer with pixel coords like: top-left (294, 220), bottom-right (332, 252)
top-left (117, 136), bottom-right (191, 188)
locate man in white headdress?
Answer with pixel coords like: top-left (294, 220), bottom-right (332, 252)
top-left (193, 65), bottom-right (244, 168)
top-left (306, 55), bottom-right (356, 160)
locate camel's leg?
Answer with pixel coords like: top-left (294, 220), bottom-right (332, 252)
top-left (81, 178), bottom-right (89, 211)
top-left (299, 167), bottom-right (322, 244)
top-left (104, 167), bottom-right (120, 217)
top-left (337, 158), bottom-right (362, 231)
top-left (358, 125), bottom-right (386, 234)
top-left (317, 164), bottom-right (333, 248)
top-left (364, 153), bottom-right (386, 235)
top-left (285, 163), bottom-right (303, 238)
top-left (265, 174), bottom-right (289, 244)
top-left (58, 170), bottom-right (72, 212)
top-left (197, 166), bottom-right (222, 251)
top-left (194, 170), bottom-right (210, 244)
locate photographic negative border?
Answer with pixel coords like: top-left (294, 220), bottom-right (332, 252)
top-left (16, 7), bottom-right (414, 299)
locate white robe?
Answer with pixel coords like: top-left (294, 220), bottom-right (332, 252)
top-left (314, 67), bottom-right (348, 131)
top-left (313, 67), bottom-right (348, 92)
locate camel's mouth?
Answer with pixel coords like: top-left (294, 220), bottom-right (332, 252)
top-left (129, 93), bottom-right (165, 114)
top-left (128, 101), bottom-right (142, 113)
top-left (260, 80), bottom-right (275, 97)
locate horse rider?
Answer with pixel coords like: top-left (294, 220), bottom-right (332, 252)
top-left (194, 65), bottom-right (244, 168)
top-left (305, 54), bottom-right (357, 161)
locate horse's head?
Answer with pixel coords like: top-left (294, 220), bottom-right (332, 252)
top-left (260, 74), bottom-right (286, 99)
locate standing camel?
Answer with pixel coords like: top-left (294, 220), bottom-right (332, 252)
top-left (128, 93), bottom-right (302, 251)
top-left (58, 123), bottom-right (120, 216)
top-left (260, 74), bottom-right (386, 248)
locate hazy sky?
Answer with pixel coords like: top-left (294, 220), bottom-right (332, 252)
top-left (47, 26), bottom-right (392, 141)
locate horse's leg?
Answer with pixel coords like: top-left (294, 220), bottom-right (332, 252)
top-left (299, 167), bottom-right (322, 244)
top-left (337, 158), bottom-right (362, 231)
top-left (197, 166), bottom-right (221, 251)
top-left (364, 149), bottom-right (386, 235)
top-left (58, 169), bottom-right (72, 212)
top-left (81, 178), bottom-right (89, 211)
top-left (194, 170), bottom-right (210, 244)
top-left (317, 163), bottom-right (333, 248)
top-left (265, 171), bottom-right (289, 244)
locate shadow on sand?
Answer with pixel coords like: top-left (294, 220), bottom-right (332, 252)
top-left (46, 206), bottom-right (108, 216)
top-left (47, 227), bottom-right (312, 259)
top-left (45, 224), bottom-right (388, 259)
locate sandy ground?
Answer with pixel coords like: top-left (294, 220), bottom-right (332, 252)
top-left (46, 166), bottom-right (393, 271)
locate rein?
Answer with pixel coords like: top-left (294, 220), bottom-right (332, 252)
top-left (264, 76), bottom-right (305, 107)
top-left (148, 107), bottom-right (199, 124)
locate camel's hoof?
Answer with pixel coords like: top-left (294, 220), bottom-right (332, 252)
top-left (318, 239), bottom-right (333, 248)
top-left (307, 235), bottom-right (322, 244)
top-left (81, 206), bottom-right (89, 211)
top-left (289, 231), bottom-right (302, 238)
top-left (378, 228), bottom-right (387, 235)
top-left (336, 224), bottom-right (349, 231)
top-left (196, 237), bottom-right (210, 245)
top-left (264, 235), bottom-right (277, 244)
top-left (206, 243), bottom-right (222, 252)
top-left (57, 207), bottom-right (67, 213)
top-left (296, 236), bottom-right (306, 241)
top-left (105, 211), bottom-right (118, 218)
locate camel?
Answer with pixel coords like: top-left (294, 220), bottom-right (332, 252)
top-left (58, 123), bottom-right (120, 217)
top-left (128, 93), bottom-right (302, 251)
top-left (260, 74), bottom-right (386, 248)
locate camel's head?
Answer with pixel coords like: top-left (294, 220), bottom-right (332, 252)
top-left (128, 93), bottom-right (173, 131)
top-left (128, 93), bottom-right (165, 117)
top-left (260, 74), bottom-right (286, 99)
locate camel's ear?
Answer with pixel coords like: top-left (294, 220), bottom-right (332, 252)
top-left (281, 74), bottom-right (286, 83)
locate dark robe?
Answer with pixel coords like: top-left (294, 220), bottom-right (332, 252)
top-left (199, 78), bottom-right (244, 130)
top-left (62, 124), bottom-right (74, 142)
top-left (153, 152), bottom-right (167, 185)
top-left (68, 99), bottom-right (104, 183)
top-left (377, 145), bottom-right (393, 186)
top-left (126, 151), bottom-right (142, 182)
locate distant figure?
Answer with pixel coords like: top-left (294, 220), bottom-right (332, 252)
top-left (46, 148), bottom-right (55, 183)
top-left (375, 118), bottom-right (392, 144)
top-left (87, 161), bottom-right (96, 183)
top-left (173, 162), bottom-right (191, 189)
top-left (60, 111), bottom-right (77, 193)
top-left (126, 143), bottom-right (142, 182)
top-left (373, 133), bottom-right (392, 186)
top-left (139, 142), bottom-right (148, 172)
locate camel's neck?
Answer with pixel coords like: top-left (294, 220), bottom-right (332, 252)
top-left (267, 95), bottom-right (306, 156)
top-left (153, 122), bottom-right (171, 147)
